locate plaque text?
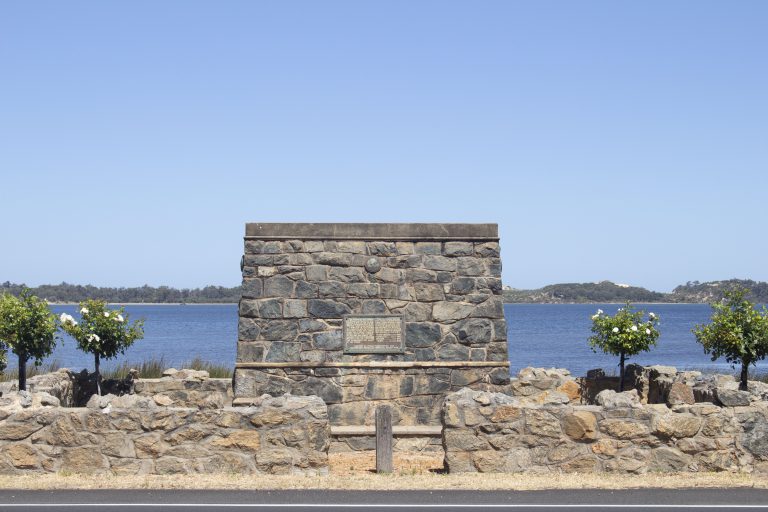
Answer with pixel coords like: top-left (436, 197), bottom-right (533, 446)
top-left (343, 315), bottom-right (404, 354)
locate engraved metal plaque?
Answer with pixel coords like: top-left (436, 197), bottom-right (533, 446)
top-left (343, 314), bottom-right (405, 354)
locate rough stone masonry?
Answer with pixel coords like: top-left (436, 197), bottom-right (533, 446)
top-left (0, 390), bottom-right (329, 475)
top-left (234, 223), bottom-right (510, 428)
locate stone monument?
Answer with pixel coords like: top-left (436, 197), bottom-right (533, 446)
top-left (234, 223), bottom-right (510, 428)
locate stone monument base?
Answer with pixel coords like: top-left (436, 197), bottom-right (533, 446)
top-left (234, 223), bottom-right (511, 428)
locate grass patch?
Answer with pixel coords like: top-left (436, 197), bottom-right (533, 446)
top-left (102, 357), bottom-right (232, 379)
top-left (0, 360), bottom-right (62, 382)
top-left (102, 358), bottom-right (169, 380)
top-left (181, 356), bottom-right (232, 378)
top-left (1, 356), bottom-right (232, 382)
top-left (679, 366), bottom-right (768, 384)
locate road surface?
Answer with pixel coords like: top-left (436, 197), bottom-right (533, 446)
top-left (1, 489), bottom-right (768, 511)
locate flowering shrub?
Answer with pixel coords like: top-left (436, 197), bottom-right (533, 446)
top-left (694, 288), bottom-right (768, 390)
top-left (0, 290), bottom-right (58, 390)
top-left (60, 299), bottom-right (144, 395)
top-left (589, 302), bottom-right (660, 391)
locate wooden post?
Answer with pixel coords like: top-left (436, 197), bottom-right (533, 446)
top-left (375, 405), bottom-right (393, 473)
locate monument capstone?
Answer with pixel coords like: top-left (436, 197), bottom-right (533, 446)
top-left (233, 223), bottom-right (510, 427)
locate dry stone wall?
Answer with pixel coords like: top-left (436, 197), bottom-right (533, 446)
top-left (0, 391), bottom-right (329, 475)
top-left (235, 223), bottom-right (510, 428)
top-left (443, 387), bottom-right (768, 474)
top-left (1, 369), bottom-right (233, 409)
top-left (132, 372), bottom-right (233, 410)
top-left (577, 364), bottom-right (768, 408)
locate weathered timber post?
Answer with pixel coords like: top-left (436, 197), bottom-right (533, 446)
top-left (375, 405), bottom-right (393, 473)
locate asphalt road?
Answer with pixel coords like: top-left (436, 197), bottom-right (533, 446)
top-left (1, 489), bottom-right (768, 512)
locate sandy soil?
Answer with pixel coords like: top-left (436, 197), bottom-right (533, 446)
top-left (0, 453), bottom-right (766, 491)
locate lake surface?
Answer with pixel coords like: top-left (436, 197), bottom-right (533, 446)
top-left (4, 303), bottom-right (761, 377)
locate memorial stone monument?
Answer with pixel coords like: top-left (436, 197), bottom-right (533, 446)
top-left (234, 223), bottom-right (510, 427)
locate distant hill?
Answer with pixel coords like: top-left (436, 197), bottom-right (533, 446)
top-left (503, 281), bottom-right (666, 304)
top-left (3, 278), bottom-right (767, 305)
top-left (503, 279), bottom-right (768, 304)
top-left (0, 282), bottom-right (241, 304)
top-left (670, 279), bottom-right (768, 304)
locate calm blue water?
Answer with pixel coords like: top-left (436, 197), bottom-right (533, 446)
top-left (29, 305), bottom-right (238, 372)
top-left (3, 303), bottom-right (760, 377)
top-left (505, 303), bottom-right (757, 376)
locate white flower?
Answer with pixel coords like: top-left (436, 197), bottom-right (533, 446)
top-left (59, 313), bottom-right (77, 326)
top-left (631, 325), bottom-right (638, 332)
top-left (115, 314), bottom-right (124, 323)
top-left (612, 327), bottom-right (619, 333)
top-left (104, 312), bottom-right (110, 317)
top-left (80, 307), bottom-right (89, 314)
top-left (591, 314), bottom-right (599, 320)
top-left (597, 309), bottom-right (604, 315)
top-left (646, 328), bottom-right (651, 335)
top-left (649, 312), bottom-right (656, 319)
top-left (87, 334), bottom-right (100, 343)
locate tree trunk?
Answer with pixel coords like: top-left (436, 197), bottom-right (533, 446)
top-left (619, 351), bottom-right (626, 392)
top-left (18, 353), bottom-right (27, 392)
top-left (94, 353), bottom-right (101, 396)
top-left (740, 360), bottom-right (749, 391)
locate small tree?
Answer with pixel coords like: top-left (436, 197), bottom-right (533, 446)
top-left (693, 288), bottom-right (768, 391)
top-left (589, 303), bottom-right (660, 391)
top-left (0, 290), bottom-right (58, 391)
top-left (60, 299), bottom-right (144, 396)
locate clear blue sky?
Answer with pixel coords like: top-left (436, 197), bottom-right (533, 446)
top-left (2, 1), bottom-right (766, 292)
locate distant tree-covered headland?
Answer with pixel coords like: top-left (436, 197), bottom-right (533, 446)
top-left (503, 279), bottom-right (768, 304)
top-left (0, 282), bottom-right (240, 304)
top-left (3, 278), bottom-right (766, 305)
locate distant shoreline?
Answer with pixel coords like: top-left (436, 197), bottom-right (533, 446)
top-left (48, 302), bottom-right (237, 306)
top-left (45, 301), bottom-right (707, 306)
top-left (504, 302), bottom-right (706, 305)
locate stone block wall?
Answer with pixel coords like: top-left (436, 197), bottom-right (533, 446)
top-left (1, 369), bottom-right (234, 409)
top-left (132, 375), bottom-right (233, 409)
top-left (576, 364), bottom-right (768, 407)
top-left (0, 392), bottom-right (329, 475)
top-left (443, 387), bottom-right (768, 474)
top-left (235, 223), bottom-right (510, 427)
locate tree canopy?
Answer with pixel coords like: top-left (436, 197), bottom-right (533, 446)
top-left (693, 288), bottom-right (768, 390)
top-left (60, 299), bottom-right (144, 395)
top-left (589, 303), bottom-right (660, 390)
top-left (0, 282), bottom-right (240, 304)
top-left (0, 290), bottom-right (59, 390)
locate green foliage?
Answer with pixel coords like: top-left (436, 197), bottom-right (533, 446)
top-left (0, 290), bottom-right (58, 367)
top-left (589, 302), bottom-right (660, 360)
top-left (0, 281), bottom-right (240, 303)
top-left (60, 299), bottom-right (144, 362)
top-left (693, 288), bottom-right (768, 388)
